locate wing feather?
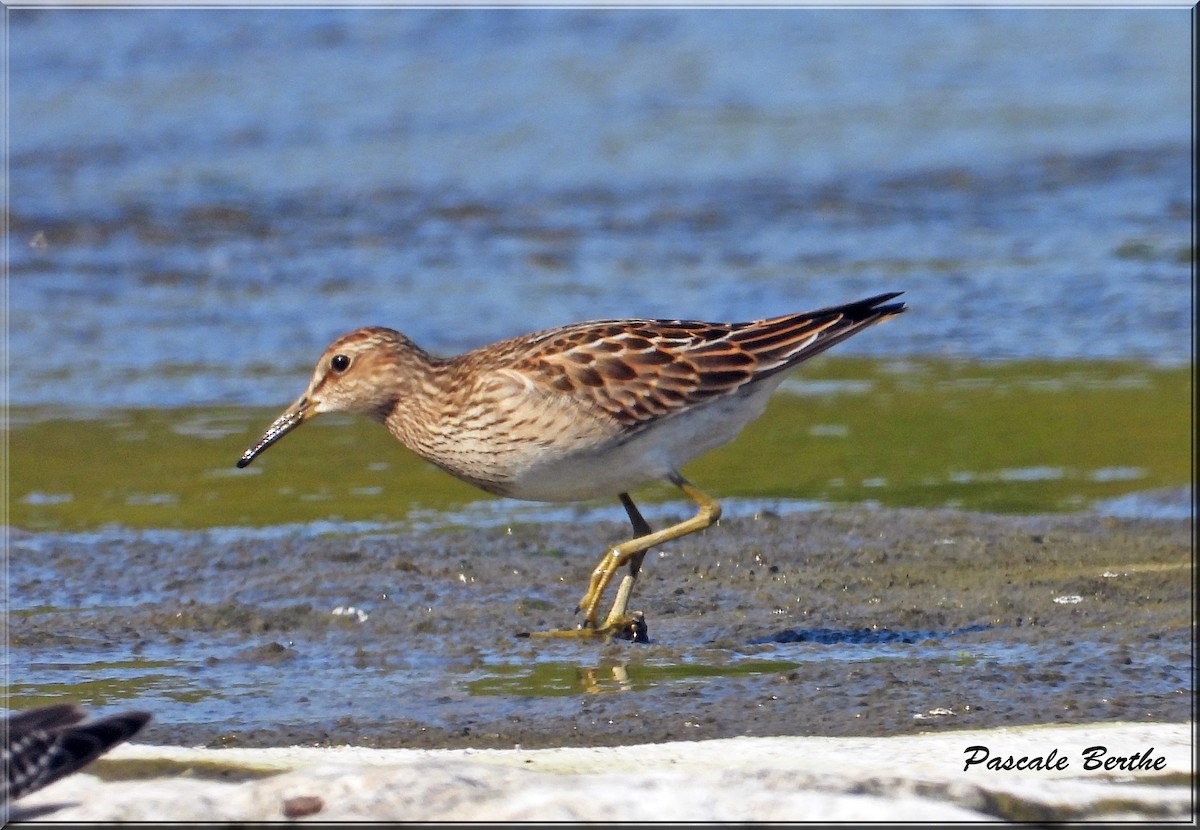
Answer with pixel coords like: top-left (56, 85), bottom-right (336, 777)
top-left (465, 293), bottom-right (905, 430)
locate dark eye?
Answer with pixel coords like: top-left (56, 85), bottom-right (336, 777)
top-left (330, 354), bottom-right (351, 373)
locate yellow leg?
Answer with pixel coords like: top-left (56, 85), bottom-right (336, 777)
top-left (598, 494), bottom-right (652, 641)
top-left (525, 472), bottom-right (721, 641)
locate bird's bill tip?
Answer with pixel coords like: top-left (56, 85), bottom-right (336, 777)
top-left (236, 399), bottom-right (308, 468)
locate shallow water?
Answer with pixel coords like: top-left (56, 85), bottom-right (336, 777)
top-left (4, 9), bottom-right (1194, 746)
top-left (6, 508), bottom-right (1192, 748)
top-left (6, 8), bottom-right (1193, 410)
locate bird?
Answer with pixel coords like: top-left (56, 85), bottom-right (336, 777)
top-left (237, 291), bottom-right (907, 640)
top-left (2, 703), bottom-right (151, 808)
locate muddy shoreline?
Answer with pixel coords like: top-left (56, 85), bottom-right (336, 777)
top-left (9, 504), bottom-right (1192, 750)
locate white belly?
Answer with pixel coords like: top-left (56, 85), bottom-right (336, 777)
top-left (503, 379), bottom-right (783, 502)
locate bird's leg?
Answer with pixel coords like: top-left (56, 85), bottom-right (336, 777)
top-left (525, 473), bottom-right (721, 640)
top-left (580, 474), bottom-right (721, 633)
top-left (598, 493), bottom-right (653, 641)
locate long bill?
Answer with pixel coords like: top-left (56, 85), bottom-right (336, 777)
top-left (237, 396), bottom-right (309, 468)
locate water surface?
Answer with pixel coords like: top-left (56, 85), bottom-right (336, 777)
top-left (7, 8), bottom-right (1192, 409)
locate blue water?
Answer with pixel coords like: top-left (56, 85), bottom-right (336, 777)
top-left (6, 8), bottom-right (1192, 409)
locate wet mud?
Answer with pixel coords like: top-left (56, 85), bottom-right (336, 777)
top-left (8, 506), bottom-right (1192, 750)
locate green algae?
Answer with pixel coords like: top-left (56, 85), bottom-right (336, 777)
top-left (466, 658), bottom-right (802, 696)
top-left (3, 666), bottom-right (206, 710)
top-left (6, 358), bottom-right (1191, 532)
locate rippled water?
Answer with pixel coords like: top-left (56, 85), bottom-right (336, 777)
top-left (7, 8), bottom-right (1193, 408)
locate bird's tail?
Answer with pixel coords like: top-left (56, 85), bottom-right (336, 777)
top-left (727, 291), bottom-right (907, 372)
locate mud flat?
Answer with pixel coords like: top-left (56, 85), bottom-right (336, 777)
top-left (10, 501), bottom-right (1192, 752)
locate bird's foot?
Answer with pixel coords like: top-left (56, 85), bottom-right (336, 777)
top-left (518, 611), bottom-right (647, 643)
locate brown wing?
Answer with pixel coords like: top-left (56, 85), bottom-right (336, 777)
top-left (500, 292), bottom-right (906, 428)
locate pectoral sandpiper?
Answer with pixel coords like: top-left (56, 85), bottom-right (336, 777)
top-left (237, 291), bottom-right (906, 640)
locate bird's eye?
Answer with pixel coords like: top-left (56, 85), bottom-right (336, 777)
top-left (330, 354), bottom-right (351, 373)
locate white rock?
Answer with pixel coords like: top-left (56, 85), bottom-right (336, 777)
top-left (8, 722), bottom-right (1192, 822)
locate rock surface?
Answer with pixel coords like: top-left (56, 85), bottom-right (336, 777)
top-left (8, 722), bottom-right (1192, 822)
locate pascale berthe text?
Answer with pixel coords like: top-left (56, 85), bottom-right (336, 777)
top-left (963, 745), bottom-right (1166, 773)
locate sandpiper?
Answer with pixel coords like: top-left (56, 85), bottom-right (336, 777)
top-left (3, 704), bottom-right (151, 808)
top-left (237, 291), bottom-right (906, 640)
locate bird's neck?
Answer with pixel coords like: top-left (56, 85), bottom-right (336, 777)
top-left (378, 348), bottom-right (454, 443)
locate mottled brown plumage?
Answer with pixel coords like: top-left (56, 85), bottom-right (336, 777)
top-left (238, 292), bottom-right (906, 639)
